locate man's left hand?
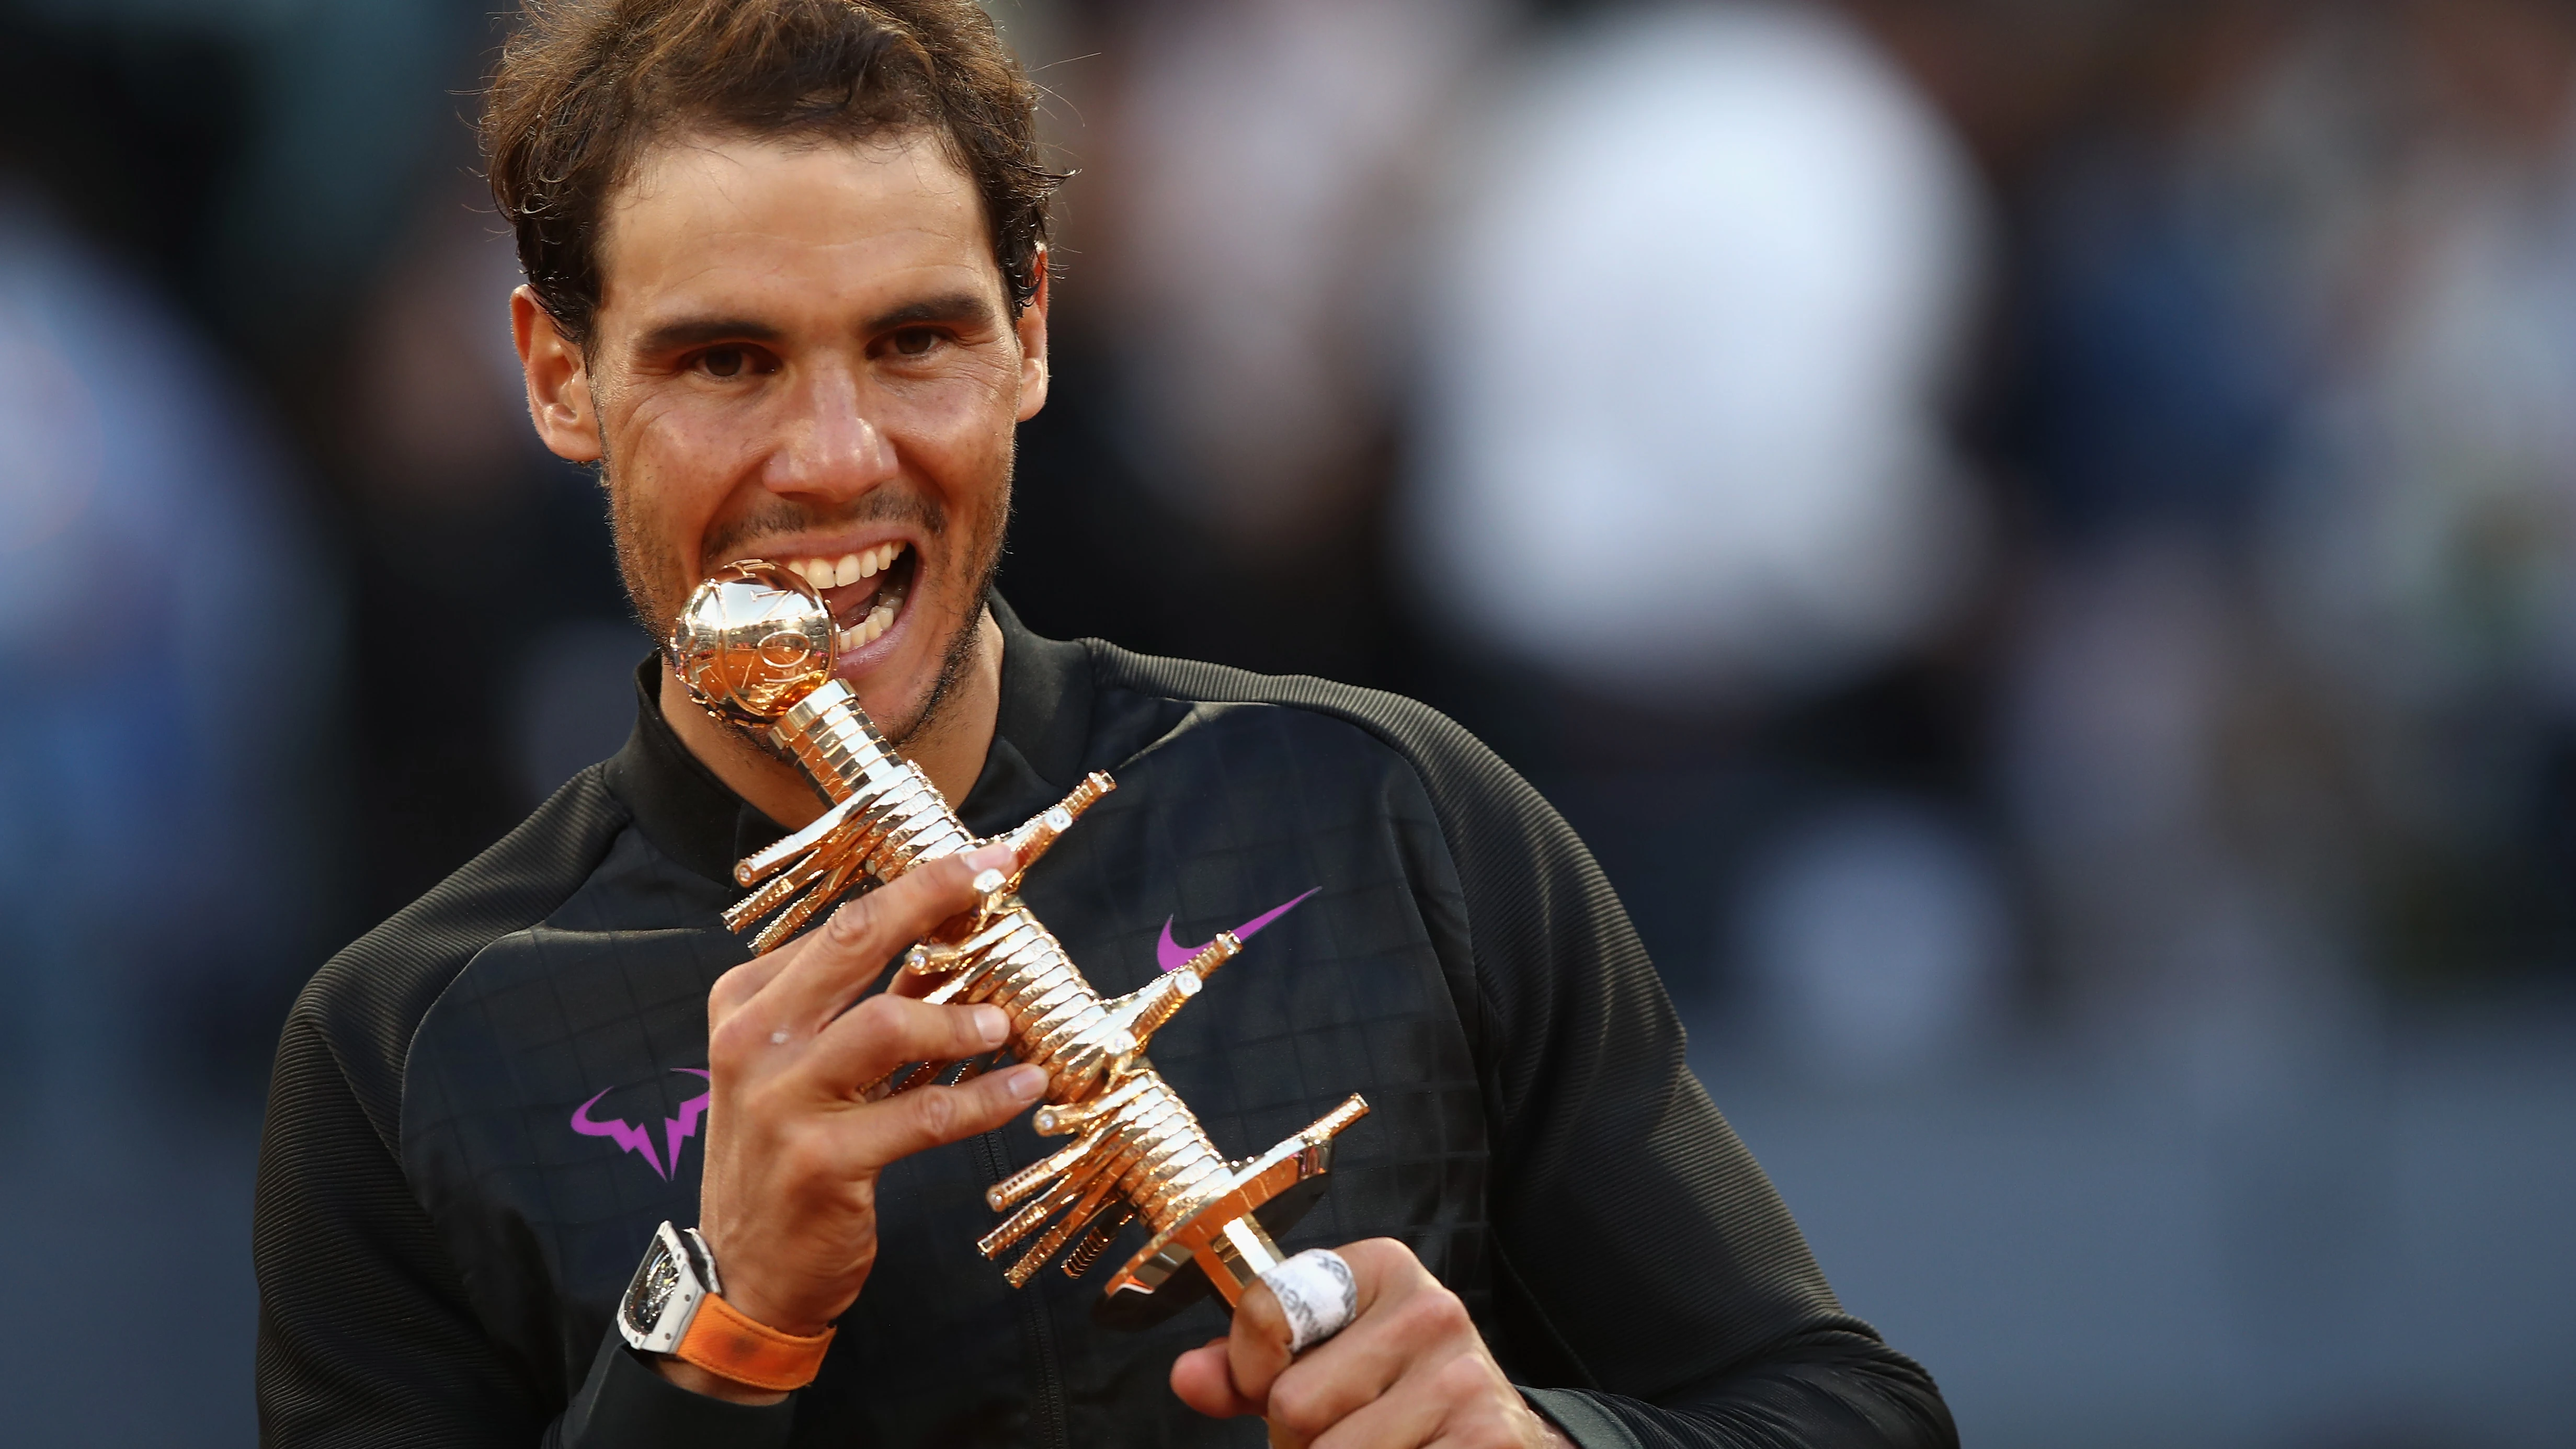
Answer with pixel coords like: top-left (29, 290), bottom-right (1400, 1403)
top-left (1169, 1238), bottom-right (1574, 1447)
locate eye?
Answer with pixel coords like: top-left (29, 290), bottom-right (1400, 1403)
top-left (691, 346), bottom-right (778, 379)
top-left (890, 327), bottom-right (941, 357)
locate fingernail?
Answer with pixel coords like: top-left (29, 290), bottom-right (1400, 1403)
top-left (1006, 1066), bottom-right (1048, 1101)
top-left (965, 842), bottom-right (1016, 875)
top-left (973, 1005), bottom-right (1009, 1046)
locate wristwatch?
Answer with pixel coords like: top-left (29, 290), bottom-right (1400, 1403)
top-left (618, 1221), bottom-right (837, 1392)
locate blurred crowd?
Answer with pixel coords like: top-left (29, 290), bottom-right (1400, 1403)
top-left (6, 0), bottom-right (2576, 1443)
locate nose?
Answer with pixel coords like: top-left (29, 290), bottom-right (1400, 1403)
top-left (761, 360), bottom-right (897, 501)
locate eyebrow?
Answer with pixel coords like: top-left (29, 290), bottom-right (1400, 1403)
top-left (633, 315), bottom-right (785, 355)
top-left (629, 291), bottom-right (1002, 357)
top-left (867, 291), bottom-right (1000, 334)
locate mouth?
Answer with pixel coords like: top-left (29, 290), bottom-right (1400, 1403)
top-left (774, 542), bottom-right (916, 661)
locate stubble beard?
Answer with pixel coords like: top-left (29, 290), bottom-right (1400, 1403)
top-left (602, 445), bottom-right (1011, 755)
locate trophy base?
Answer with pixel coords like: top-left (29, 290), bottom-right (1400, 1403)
top-left (1091, 1173), bottom-right (1332, 1331)
top-left (1091, 1094), bottom-right (1367, 1332)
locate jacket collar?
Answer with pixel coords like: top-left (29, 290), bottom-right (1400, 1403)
top-left (605, 595), bottom-right (1092, 891)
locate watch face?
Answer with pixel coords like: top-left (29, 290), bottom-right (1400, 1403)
top-left (623, 1243), bottom-right (682, 1337)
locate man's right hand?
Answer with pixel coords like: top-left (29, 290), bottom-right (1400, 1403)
top-left (662, 841), bottom-right (1047, 1403)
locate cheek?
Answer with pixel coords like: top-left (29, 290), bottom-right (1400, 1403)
top-left (605, 463), bottom-right (689, 630)
top-left (881, 370), bottom-right (1020, 499)
top-left (619, 397), bottom-right (760, 539)
top-left (625, 394), bottom-right (743, 482)
top-left (916, 427), bottom-right (1015, 568)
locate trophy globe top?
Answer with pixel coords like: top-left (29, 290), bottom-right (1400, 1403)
top-left (666, 560), bottom-right (835, 725)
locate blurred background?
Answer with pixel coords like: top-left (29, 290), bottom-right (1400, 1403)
top-left (4, 0), bottom-right (2574, 1442)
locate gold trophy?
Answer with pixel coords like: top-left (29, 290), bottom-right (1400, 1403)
top-left (668, 561), bottom-right (1369, 1329)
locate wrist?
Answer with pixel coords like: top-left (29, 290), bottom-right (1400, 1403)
top-left (694, 1222), bottom-right (844, 1339)
top-left (619, 1222), bottom-right (837, 1397)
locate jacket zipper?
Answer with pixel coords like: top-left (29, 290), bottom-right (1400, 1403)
top-left (980, 1129), bottom-right (1069, 1449)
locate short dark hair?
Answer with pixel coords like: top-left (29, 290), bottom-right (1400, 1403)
top-left (483, 0), bottom-right (1057, 345)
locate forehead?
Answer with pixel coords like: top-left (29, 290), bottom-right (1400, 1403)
top-left (595, 129), bottom-right (998, 329)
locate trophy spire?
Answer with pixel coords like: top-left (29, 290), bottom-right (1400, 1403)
top-left (667, 560), bottom-right (1368, 1327)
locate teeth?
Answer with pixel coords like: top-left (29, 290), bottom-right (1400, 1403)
top-left (786, 544), bottom-right (904, 595)
top-left (834, 598), bottom-right (900, 654)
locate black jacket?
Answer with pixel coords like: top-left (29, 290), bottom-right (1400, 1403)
top-left (253, 602), bottom-right (1955, 1448)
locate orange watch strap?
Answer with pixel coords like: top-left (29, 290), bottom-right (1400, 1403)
top-left (672, 1292), bottom-right (836, 1393)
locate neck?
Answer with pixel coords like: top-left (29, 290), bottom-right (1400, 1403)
top-left (659, 606), bottom-right (1007, 830)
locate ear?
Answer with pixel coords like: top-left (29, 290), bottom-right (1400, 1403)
top-left (513, 285), bottom-right (603, 462)
top-left (1013, 249), bottom-right (1051, 424)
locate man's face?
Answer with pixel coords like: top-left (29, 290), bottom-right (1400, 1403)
top-left (530, 129), bottom-right (1046, 741)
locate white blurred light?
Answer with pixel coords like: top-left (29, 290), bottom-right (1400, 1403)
top-left (1407, 2), bottom-right (1985, 703)
top-left (1111, 0), bottom-right (1499, 543)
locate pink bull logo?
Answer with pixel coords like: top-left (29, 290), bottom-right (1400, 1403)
top-left (570, 1068), bottom-right (711, 1180)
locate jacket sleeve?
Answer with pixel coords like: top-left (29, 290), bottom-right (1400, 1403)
top-left (253, 1005), bottom-right (792, 1448)
top-left (1404, 727), bottom-right (1957, 1449)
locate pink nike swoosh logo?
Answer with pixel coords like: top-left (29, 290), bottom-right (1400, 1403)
top-left (1157, 888), bottom-right (1321, 972)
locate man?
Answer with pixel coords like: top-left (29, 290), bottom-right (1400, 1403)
top-left (253, 2), bottom-right (1958, 1445)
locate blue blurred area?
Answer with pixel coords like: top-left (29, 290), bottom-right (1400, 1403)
top-left (4, 0), bottom-right (2574, 1444)
top-left (1704, 1006), bottom-right (2576, 1448)
top-left (0, 181), bottom-right (327, 1446)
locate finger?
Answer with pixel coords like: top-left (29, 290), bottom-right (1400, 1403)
top-left (840, 1062), bottom-right (1049, 1169)
top-left (1305, 1358), bottom-right (1454, 1449)
top-left (1231, 1239), bottom-right (1411, 1411)
top-left (1222, 1277), bottom-right (1300, 1411)
top-left (808, 992), bottom-right (1014, 1092)
top-left (706, 926), bottom-right (823, 1022)
top-left (722, 896), bottom-right (899, 1043)
top-left (1326, 1238), bottom-right (1414, 1316)
top-left (1170, 1336), bottom-right (1262, 1419)
top-left (885, 964), bottom-right (942, 1001)
top-left (1257, 1242), bottom-right (1464, 1441)
top-left (754, 845), bottom-right (1013, 1030)
top-left (1258, 1310), bottom-right (1413, 1442)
